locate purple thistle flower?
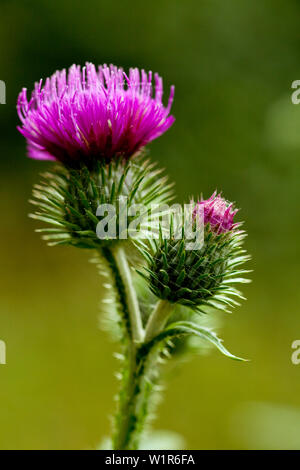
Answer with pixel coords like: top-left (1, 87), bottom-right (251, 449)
top-left (194, 192), bottom-right (239, 233)
top-left (17, 63), bottom-right (175, 165)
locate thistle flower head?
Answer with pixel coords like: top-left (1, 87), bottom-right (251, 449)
top-left (17, 63), bottom-right (175, 166)
top-left (194, 192), bottom-right (239, 233)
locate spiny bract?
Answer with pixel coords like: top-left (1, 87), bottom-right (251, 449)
top-left (30, 155), bottom-right (174, 249)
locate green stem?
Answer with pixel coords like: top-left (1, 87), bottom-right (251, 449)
top-left (112, 343), bottom-right (157, 450)
top-left (114, 299), bottom-right (174, 449)
top-left (144, 299), bottom-right (174, 343)
top-left (113, 342), bottom-right (138, 449)
top-left (111, 244), bottom-right (144, 344)
top-left (101, 248), bottom-right (173, 449)
top-left (102, 244), bottom-right (145, 449)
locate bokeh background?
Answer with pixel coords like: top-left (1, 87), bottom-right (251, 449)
top-left (0, 0), bottom-right (300, 450)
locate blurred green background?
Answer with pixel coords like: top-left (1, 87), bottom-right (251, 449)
top-left (0, 0), bottom-right (300, 449)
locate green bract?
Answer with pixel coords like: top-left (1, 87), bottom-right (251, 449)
top-left (30, 154), bottom-right (174, 249)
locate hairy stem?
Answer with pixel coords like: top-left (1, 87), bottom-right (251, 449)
top-left (102, 248), bottom-right (173, 449)
top-left (111, 244), bottom-right (144, 344)
top-left (113, 342), bottom-right (139, 449)
top-left (112, 300), bottom-right (175, 449)
top-left (144, 299), bottom-right (174, 343)
top-left (102, 244), bottom-right (146, 449)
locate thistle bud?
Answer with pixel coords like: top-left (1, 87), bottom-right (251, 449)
top-left (140, 193), bottom-right (250, 313)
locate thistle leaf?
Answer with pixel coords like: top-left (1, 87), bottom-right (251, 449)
top-left (145, 321), bottom-right (246, 362)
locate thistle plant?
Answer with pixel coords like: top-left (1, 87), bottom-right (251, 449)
top-left (17, 63), bottom-right (251, 450)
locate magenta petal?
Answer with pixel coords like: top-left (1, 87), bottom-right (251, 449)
top-left (193, 192), bottom-right (239, 233)
top-left (17, 63), bottom-right (175, 165)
